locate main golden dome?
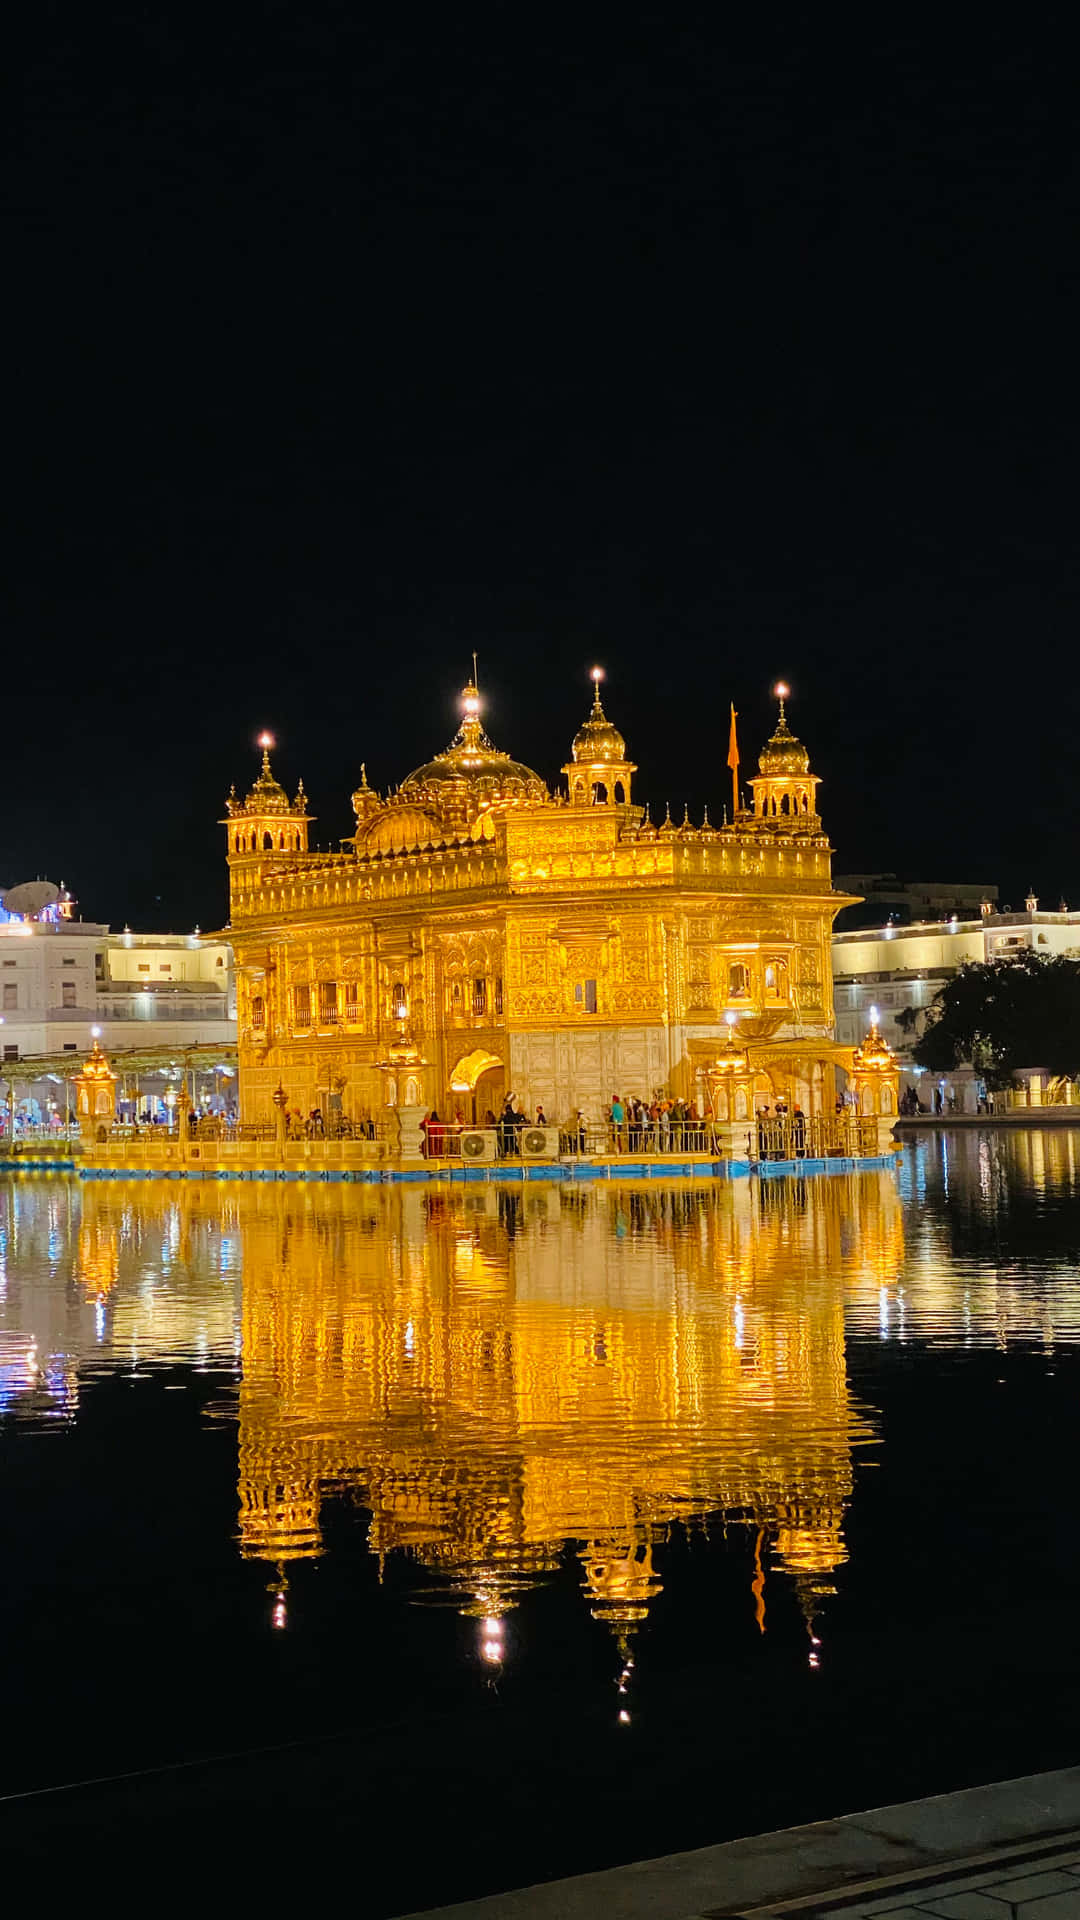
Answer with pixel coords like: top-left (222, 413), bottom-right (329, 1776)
top-left (401, 682), bottom-right (549, 811)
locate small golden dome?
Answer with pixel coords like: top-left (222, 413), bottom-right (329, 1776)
top-left (853, 1017), bottom-right (895, 1074)
top-left (572, 679), bottom-right (627, 763)
top-left (351, 764), bottom-right (381, 821)
top-left (245, 745), bottom-right (292, 815)
top-left (79, 1037), bottom-right (116, 1082)
top-left (713, 1028), bottom-right (750, 1077)
top-left (758, 714), bottom-right (810, 776)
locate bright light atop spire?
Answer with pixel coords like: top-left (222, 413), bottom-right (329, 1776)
top-left (462, 688), bottom-right (481, 716)
top-left (774, 682), bottom-right (790, 701)
top-left (257, 731), bottom-right (274, 749)
top-left (591, 665), bottom-right (604, 684)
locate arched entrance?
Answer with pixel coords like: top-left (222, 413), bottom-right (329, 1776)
top-left (447, 1048), bottom-right (506, 1125)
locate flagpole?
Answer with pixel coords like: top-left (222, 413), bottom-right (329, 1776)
top-left (727, 703), bottom-right (740, 821)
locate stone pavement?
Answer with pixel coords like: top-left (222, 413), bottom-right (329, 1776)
top-left (398, 1768), bottom-right (1080, 1920)
top-left (732, 1834), bottom-right (1080, 1915)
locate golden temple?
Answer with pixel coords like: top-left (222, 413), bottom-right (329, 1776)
top-left (222, 676), bottom-right (889, 1132)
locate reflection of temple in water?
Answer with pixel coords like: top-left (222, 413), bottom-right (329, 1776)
top-left (0, 1171), bottom-right (912, 1654)
top-left (230, 1175), bottom-right (903, 1649)
top-left (9, 1147), bottom-right (1080, 1669)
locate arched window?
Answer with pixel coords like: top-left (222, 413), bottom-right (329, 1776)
top-left (391, 980), bottom-right (407, 1018)
top-left (263, 831), bottom-right (273, 850)
top-left (251, 994), bottom-right (266, 1030)
top-left (728, 962), bottom-right (750, 998)
top-left (614, 781), bottom-right (626, 804)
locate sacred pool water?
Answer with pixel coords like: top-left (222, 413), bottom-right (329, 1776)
top-left (2, 1134), bottom-right (1079, 1908)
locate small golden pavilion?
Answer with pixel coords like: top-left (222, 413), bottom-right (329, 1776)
top-left (223, 674), bottom-right (878, 1128)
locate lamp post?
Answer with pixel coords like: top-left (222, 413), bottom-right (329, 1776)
top-left (375, 1008), bottom-right (429, 1161)
top-left (710, 1012), bottom-right (755, 1160)
top-left (851, 1006), bottom-right (900, 1151)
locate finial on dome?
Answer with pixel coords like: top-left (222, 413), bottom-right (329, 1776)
top-left (257, 731), bottom-right (275, 778)
top-left (459, 670), bottom-right (484, 727)
top-left (774, 682), bottom-right (790, 725)
top-left (590, 664), bottom-right (605, 713)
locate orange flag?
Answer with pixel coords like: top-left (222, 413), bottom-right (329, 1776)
top-left (727, 704), bottom-right (740, 817)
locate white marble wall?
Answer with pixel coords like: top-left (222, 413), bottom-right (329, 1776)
top-left (509, 1025), bottom-right (672, 1123)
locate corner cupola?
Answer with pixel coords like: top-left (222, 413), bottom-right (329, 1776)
top-left (562, 668), bottom-right (637, 807)
top-left (749, 684), bottom-right (821, 830)
top-left (223, 734), bottom-right (313, 858)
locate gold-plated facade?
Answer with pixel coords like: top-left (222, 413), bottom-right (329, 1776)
top-left (223, 682), bottom-right (861, 1127)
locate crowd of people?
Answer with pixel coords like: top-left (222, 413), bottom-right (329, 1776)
top-left (605, 1095), bottom-right (708, 1152)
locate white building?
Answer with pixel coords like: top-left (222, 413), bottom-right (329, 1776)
top-left (0, 917), bottom-right (235, 1066)
top-left (832, 900), bottom-right (1080, 1067)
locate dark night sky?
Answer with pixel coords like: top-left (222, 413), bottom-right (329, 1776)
top-left (9, 11), bottom-right (1079, 930)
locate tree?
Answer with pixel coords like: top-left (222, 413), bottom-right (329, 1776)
top-left (913, 951), bottom-right (1080, 1086)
